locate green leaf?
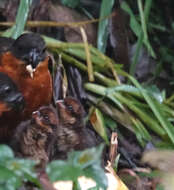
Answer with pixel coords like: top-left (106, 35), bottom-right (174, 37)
top-left (84, 165), bottom-right (108, 190)
top-left (85, 83), bottom-right (166, 137)
top-left (106, 84), bottom-right (164, 103)
top-left (121, 0), bottom-right (156, 74)
top-left (90, 108), bottom-right (109, 145)
top-left (131, 118), bottom-right (151, 146)
top-left (61, 0), bottom-right (80, 8)
top-left (47, 160), bottom-right (82, 182)
top-left (145, 85), bottom-right (164, 103)
top-left (69, 144), bottom-right (104, 169)
top-left (3, 0), bottom-right (32, 39)
top-left (97, 0), bottom-right (115, 53)
top-left (47, 145), bottom-right (106, 188)
top-left (6, 159), bottom-right (37, 179)
top-left (0, 145), bottom-right (14, 160)
top-left (104, 115), bottom-right (117, 130)
top-left (0, 165), bottom-right (17, 180)
top-left (128, 75), bottom-right (174, 144)
top-left (0, 165), bottom-right (22, 190)
top-left (0, 146), bottom-right (39, 189)
top-left (137, 0), bottom-right (156, 58)
top-left (121, 2), bottom-right (141, 37)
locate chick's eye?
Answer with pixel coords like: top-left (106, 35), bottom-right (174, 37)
top-left (67, 105), bottom-right (73, 112)
top-left (43, 115), bottom-right (49, 121)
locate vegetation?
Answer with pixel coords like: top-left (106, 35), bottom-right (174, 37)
top-left (1, 0), bottom-right (174, 189)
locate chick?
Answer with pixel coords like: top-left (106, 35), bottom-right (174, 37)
top-left (55, 97), bottom-right (97, 159)
top-left (11, 106), bottom-right (58, 167)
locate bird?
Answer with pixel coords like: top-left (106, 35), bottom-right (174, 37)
top-left (11, 106), bottom-right (58, 168)
top-left (0, 72), bottom-right (24, 115)
top-left (0, 36), bottom-right (14, 54)
top-left (0, 72), bottom-right (25, 141)
top-left (54, 97), bottom-right (97, 159)
top-left (0, 32), bottom-right (53, 117)
top-left (0, 33), bottom-right (53, 140)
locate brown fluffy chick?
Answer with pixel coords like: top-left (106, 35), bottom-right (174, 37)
top-left (54, 97), bottom-right (97, 159)
top-left (11, 106), bottom-right (58, 167)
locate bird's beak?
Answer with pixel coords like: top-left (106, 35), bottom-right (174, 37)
top-left (26, 64), bottom-right (36, 78)
top-left (56, 100), bottom-right (65, 109)
top-left (32, 110), bottom-right (40, 118)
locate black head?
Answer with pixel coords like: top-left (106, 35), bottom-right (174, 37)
top-left (0, 72), bottom-right (25, 111)
top-left (0, 37), bottom-right (14, 54)
top-left (32, 106), bottom-right (58, 133)
top-left (11, 33), bottom-right (46, 69)
top-left (56, 97), bottom-right (85, 125)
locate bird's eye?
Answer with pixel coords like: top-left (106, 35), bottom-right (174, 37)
top-left (33, 133), bottom-right (41, 140)
top-left (67, 105), bottom-right (73, 112)
top-left (43, 115), bottom-right (49, 121)
top-left (4, 86), bottom-right (11, 94)
top-left (42, 47), bottom-right (46, 53)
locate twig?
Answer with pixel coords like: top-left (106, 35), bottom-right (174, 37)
top-left (109, 132), bottom-right (118, 167)
top-left (0, 13), bottom-right (115, 28)
top-left (80, 27), bottom-right (94, 82)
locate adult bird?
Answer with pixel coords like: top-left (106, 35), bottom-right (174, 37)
top-left (0, 72), bottom-right (25, 141)
top-left (0, 33), bottom-right (53, 141)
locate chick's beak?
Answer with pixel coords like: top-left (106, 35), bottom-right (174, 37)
top-left (56, 100), bottom-right (65, 109)
top-left (32, 110), bottom-right (40, 119)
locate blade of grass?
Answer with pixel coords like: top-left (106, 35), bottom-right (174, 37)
top-left (87, 94), bottom-right (134, 132)
top-left (107, 84), bottom-right (164, 103)
top-left (3, 0), bottom-right (32, 39)
top-left (97, 0), bottom-right (115, 53)
top-left (121, 1), bottom-right (141, 37)
top-left (137, 0), bottom-right (156, 58)
top-left (80, 27), bottom-right (94, 82)
top-left (128, 75), bottom-right (174, 144)
top-left (53, 49), bottom-right (118, 86)
top-left (44, 35), bottom-right (123, 76)
top-left (131, 118), bottom-right (151, 146)
top-left (121, 1), bottom-right (155, 77)
top-left (129, 33), bottom-right (143, 76)
top-left (85, 83), bottom-right (166, 136)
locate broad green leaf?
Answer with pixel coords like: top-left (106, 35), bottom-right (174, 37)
top-left (47, 160), bottom-right (82, 182)
top-left (0, 166), bottom-right (22, 190)
top-left (47, 145), bottom-right (106, 188)
top-left (97, 0), bottom-right (115, 53)
top-left (0, 145), bottom-right (14, 160)
top-left (0, 165), bottom-right (17, 180)
top-left (69, 144), bottom-right (104, 169)
top-left (84, 165), bottom-right (108, 190)
top-left (7, 159), bottom-right (36, 179)
top-left (0, 145), bottom-right (39, 188)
